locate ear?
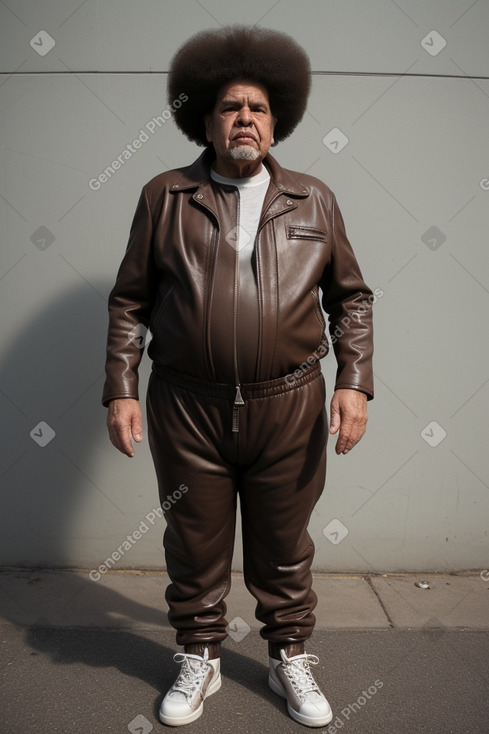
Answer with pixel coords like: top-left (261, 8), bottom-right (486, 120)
top-left (270, 116), bottom-right (277, 146)
top-left (203, 114), bottom-right (213, 143)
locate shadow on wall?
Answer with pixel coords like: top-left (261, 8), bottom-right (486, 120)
top-left (1, 277), bottom-right (127, 568)
top-left (0, 279), bottom-right (171, 697)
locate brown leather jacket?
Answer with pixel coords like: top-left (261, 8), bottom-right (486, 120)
top-left (102, 148), bottom-right (374, 406)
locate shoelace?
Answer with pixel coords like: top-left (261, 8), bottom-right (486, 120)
top-left (281, 653), bottom-right (321, 701)
top-left (168, 651), bottom-right (210, 702)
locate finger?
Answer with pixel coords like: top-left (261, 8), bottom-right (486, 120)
top-left (337, 437), bottom-right (355, 455)
top-left (334, 413), bottom-right (351, 452)
top-left (131, 416), bottom-right (143, 443)
top-left (119, 424), bottom-right (136, 456)
top-left (329, 402), bottom-right (340, 435)
top-left (336, 422), bottom-right (366, 455)
top-left (109, 422), bottom-right (135, 457)
top-left (337, 438), bottom-right (353, 455)
top-left (335, 432), bottom-right (350, 455)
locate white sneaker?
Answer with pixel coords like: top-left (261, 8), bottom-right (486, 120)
top-left (159, 647), bottom-right (221, 726)
top-left (268, 649), bottom-right (333, 727)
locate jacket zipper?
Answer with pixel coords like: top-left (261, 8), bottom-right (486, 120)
top-left (231, 186), bottom-right (296, 432)
top-left (232, 190), bottom-right (244, 433)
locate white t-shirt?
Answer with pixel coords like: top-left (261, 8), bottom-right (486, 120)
top-left (210, 164), bottom-right (270, 257)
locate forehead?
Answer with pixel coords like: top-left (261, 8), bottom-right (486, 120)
top-left (214, 79), bottom-right (270, 105)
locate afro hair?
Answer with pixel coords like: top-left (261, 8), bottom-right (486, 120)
top-left (167, 25), bottom-right (311, 147)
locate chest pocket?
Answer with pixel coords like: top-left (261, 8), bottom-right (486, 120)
top-left (286, 225), bottom-right (327, 242)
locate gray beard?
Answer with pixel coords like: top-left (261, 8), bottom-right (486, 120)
top-left (229, 145), bottom-right (260, 161)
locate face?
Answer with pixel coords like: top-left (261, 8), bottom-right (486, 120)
top-left (204, 79), bottom-right (276, 177)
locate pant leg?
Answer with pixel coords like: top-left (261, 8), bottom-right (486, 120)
top-left (238, 371), bottom-right (328, 645)
top-left (146, 372), bottom-right (237, 646)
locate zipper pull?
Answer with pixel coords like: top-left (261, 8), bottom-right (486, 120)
top-left (234, 385), bottom-right (245, 406)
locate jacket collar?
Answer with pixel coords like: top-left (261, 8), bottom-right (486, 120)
top-left (170, 147), bottom-right (310, 197)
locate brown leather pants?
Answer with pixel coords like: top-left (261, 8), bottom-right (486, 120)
top-left (146, 361), bottom-right (327, 648)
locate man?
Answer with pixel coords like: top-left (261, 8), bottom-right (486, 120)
top-left (103, 25), bottom-right (373, 728)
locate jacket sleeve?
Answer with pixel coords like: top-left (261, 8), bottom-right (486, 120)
top-left (102, 186), bottom-right (158, 407)
top-left (320, 195), bottom-right (374, 400)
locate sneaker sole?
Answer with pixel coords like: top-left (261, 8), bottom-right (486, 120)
top-left (159, 674), bottom-right (222, 726)
top-left (268, 673), bottom-right (333, 728)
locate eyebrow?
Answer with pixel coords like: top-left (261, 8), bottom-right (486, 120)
top-left (219, 98), bottom-right (268, 108)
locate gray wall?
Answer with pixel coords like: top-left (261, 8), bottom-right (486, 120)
top-left (1, 0), bottom-right (488, 573)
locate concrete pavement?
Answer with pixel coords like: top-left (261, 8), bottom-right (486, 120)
top-left (1, 569), bottom-right (489, 733)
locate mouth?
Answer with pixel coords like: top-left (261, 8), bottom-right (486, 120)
top-left (232, 134), bottom-right (257, 144)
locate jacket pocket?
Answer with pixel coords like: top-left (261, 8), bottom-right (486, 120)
top-left (150, 281), bottom-right (175, 332)
top-left (286, 225), bottom-right (327, 242)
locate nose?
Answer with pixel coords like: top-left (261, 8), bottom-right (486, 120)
top-left (236, 106), bottom-right (253, 126)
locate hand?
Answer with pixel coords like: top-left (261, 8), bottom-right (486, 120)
top-left (107, 398), bottom-right (143, 457)
top-left (329, 389), bottom-right (368, 455)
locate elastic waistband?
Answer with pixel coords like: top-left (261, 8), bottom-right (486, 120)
top-left (152, 361), bottom-right (321, 400)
